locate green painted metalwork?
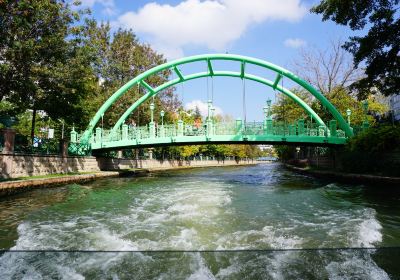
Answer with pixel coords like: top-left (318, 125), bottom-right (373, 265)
top-left (83, 119), bottom-right (347, 151)
top-left (69, 54), bottom-right (360, 155)
top-left (81, 54), bottom-right (353, 144)
top-left (272, 73), bottom-right (282, 90)
top-left (111, 71), bottom-right (325, 138)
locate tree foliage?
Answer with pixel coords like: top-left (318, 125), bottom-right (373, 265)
top-left (273, 86), bottom-right (387, 128)
top-left (291, 39), bottom-right (362, 95)
top-left (341, 124), bottom-right (400, 175)
top-left (0, 0), bottom-right (97, 138)
top-left (311, 0), bottom-right (400, 97)
top-left (80, 20), bottom-right (178, 129)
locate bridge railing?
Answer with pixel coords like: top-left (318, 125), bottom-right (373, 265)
top-left (82, 119), bottom-right (350, 146)
top-left (214, 123), bottom-right (237, 135)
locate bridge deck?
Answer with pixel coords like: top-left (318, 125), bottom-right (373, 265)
top-left (91, 134), bottom-right (347, 150)
top-left (88, 122), bottom-right (347, 150)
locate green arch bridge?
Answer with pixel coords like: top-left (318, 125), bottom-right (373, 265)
top-left (69, 54), bottom-right (368, 155)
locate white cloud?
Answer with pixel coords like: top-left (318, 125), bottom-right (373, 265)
top-left (79, 0), bottom-right (117, 16)
top-left (284, 38), bottom-right (307, 48)
top-left (115, 0), bottom-right (307, 59)
top-left (185, 100), bottom-right (223, 116)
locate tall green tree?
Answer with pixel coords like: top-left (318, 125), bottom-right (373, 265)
top-left (273, 86), bottom-right (386, 127)
top-left (81, 22), bottom-right (178, 129)
top-left (272, 89), bottom-right (310, 124)
top-left (311, 0), bottom-right (400, 98)
top-left (0, 0), bottom-right (95, 139)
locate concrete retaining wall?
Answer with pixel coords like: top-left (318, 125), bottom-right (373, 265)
top-left (0, 155), bottom-right (101, 179)
top-left (0, 171), bottom-right (120, 197)
top-left (98, 158), bottom-right (253, 170)
top-left (0, 155), bottom-right (254, 179)
top-left (285, 164), bottom-right (400, 187)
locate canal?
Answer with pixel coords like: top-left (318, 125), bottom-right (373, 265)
top-left (0, 163), bottom-right (399, 279)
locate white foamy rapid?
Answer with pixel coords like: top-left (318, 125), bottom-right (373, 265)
top-left (0, 166), bottom-right (396, 279)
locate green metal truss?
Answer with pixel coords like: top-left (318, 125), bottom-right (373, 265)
top-left (81, 54), bottom-right (353, 143)
top-left (87, 120), bottom-right (347, 152)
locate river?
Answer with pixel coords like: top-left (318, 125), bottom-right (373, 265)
top-left (0, 163), bottom-right (399, 279)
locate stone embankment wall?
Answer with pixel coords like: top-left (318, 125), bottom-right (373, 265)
top-left (0, 155), bottom-right (254, 179)
top-left (287, 156), bottom-right (338, 169)
top-left (0, 155), bottom-right (101, 178)
top-left (99, 158), bottom-right (252, 171)
top-left (0, 171), bottom-right (120, 197)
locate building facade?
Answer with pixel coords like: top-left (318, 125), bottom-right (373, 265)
top-left (390, 94), bottom-right (400, 121)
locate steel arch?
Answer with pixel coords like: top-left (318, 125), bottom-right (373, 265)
top-left (81, 54), bottom-right (353, 142)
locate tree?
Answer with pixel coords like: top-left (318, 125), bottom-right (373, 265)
top-left (81, 22), bottom-right (177, 128)
top-left (0, 0), bottom-right (95, 140)
top-left (311, 0), bottom-right (400, 98)
top-left (272, 89), bottom-right (311, 123)
top-left (291, 39), bottom-right (362, 95)
top-left (193, 105), bottom-right (202, 121)
top-left (273, 86), bottom-right (386, 127)
top-left (311, 86), bottom-right (387, 126)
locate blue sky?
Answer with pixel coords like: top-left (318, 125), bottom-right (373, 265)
top-left (81, 0), bottom-right (354, 121)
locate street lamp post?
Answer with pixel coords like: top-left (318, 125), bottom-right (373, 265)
top-left (263, 105), bottom-right (268, 129)
top-left (160, 110), bottom-right (165, 137)
top-left (346, 109), bottom-right (351, 126)
top-left (160, 110), bottom-right (165, 126)
top-left (150, 103), bottom-right (155, 123)
top-left (266, 99), bottom-right (272, 119)
top-left (149, 103), bottom-right (155, 138)
top-left (264, 99), bottom-right (273, 134)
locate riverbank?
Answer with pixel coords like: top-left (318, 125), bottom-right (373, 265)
top-left (0, 159), bottom-right (256, 197)
top-left (285, 163), bottom-right (400, 187)
top-left (0, 171), bottom-right (122, 197)
top-left (0, 154), bottom-right (255, 179)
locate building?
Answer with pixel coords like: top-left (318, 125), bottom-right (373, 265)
top-left (390, 94), bottom-right (400, 121)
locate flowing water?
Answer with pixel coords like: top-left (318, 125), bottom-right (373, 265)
top-left (0, 163), bottom-right (400, 279)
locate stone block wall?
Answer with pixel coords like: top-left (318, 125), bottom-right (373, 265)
top-left (0, 155), bottom-right (101, 179)
top-left (0, 155), bottom-right (254, 179)
top-left (98, 158), bottom-right (251, 170)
